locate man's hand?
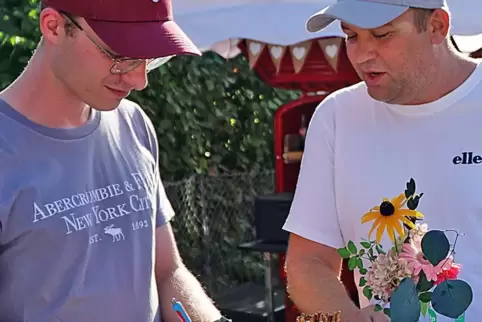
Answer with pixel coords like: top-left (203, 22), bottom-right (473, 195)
top-left (342, 305), bottom-right (390, 322)
top-left (155, 224), bottom-right (222, 322)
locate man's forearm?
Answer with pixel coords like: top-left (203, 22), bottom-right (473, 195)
top-left (285, 256), bottom-right (359, 316)
top-left (157, 265), bottom-right (222, 322)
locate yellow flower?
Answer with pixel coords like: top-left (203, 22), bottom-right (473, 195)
top-left (361, 193), bottom-right (424, 244)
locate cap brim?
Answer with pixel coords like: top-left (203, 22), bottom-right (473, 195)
top-left (306, 1), bottom-right (409, 33)
top-left (86, 19), bottom-right (202, 59)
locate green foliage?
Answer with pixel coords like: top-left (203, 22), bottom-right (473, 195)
top-left (404, 178), bottom-right (416, 199)
top-left (0, 0), bottom-right (42, 88)
top-left (131, 54), bottom-right (299, 180)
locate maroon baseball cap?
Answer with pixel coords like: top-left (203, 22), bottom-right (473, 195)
top-left (40, 0), bottom-right (201, 59)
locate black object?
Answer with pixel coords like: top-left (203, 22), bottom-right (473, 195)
top-left (238, 240), bottom-right (288, 254)
top-left (254, 192), bottom-right (294, 243)
top-left (215, 283), bottom-right (286, 322)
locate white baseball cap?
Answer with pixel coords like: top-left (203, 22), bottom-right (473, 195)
top-left (306, 0), bottom-right (448, 33)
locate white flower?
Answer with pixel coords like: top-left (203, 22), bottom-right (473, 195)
top-left (409, 223), bottom-right (428, 247)
top-left (365, 251), bottom-right (413, 303)
top-left (410, 223), bottom-right (428, 238)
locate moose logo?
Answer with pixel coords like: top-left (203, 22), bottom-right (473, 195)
top-left (104, 224), bottom-right (126, 242)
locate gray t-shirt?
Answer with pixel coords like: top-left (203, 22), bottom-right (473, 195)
top-left (0, 99), bottom-right (175, 322)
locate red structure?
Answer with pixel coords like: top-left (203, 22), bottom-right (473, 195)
top-left (238, 37), bottom-right (360, 322)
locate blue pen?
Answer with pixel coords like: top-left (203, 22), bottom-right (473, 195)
top-left (172, 298), bottom-right (192, 322)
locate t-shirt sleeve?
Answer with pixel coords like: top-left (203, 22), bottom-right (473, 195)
top-left (132, 104), bottom-right (176, 227)
top-left (282, 96), bottom-right (345, 249)
top-left (153, 166), bottom-right (175, 227)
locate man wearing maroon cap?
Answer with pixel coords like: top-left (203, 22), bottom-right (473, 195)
top-left (0, 0), bottom-right (231, 321)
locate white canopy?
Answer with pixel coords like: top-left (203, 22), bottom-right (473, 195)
top-left (173, 0), bottom-right (482, 58)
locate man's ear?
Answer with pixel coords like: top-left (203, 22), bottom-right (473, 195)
top-left (428, 8), bottom-right (450, 45)
top-left (39, 7), bottom-right (66, 45)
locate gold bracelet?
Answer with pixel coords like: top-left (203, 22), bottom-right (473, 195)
top-left (296, 310), bottom-right (341, 322)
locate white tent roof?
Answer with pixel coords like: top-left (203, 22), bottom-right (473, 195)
top-left (173, 0), bottom-right (482, 57)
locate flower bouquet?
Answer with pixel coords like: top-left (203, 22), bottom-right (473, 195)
top-left (337, 178), bottom-right (473, 322)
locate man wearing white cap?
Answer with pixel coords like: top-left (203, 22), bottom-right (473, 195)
top-left (283, 0), bottom-right (480, 321)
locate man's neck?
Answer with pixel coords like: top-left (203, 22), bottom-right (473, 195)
top-left (411, 51), bottom-right (479, 105)
top-left (0, 51), bottom-right (91, 129)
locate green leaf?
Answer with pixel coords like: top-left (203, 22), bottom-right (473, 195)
top-left (376, 245), bottom-right (385, 254)
top-left (363, 286), bottom-right (373, 300)
top-left (337, 248), bottom-right (351, 259)
top-left (421, 301), bottom-right (428, 317)
top-left (432, 280), bottom-right (473, 319)
top-left (390, 278), bottom-right (421, 322)
top-left (417, 271), bottom-right (434, 293)
top-left (358, 249), bottom-right (366, 256)
top-left (359, 277), bottom-right (367, 287)
top-left (407, 193), bottom-right (424, 210)
top-left (356, 257), bottom-right (364, 269)
top-left (348, 257), bottom-right (357, 270)
top-left (421, 230), bottom-right (450, 266)
top-left (347, 241), bottom-right (357, 254)
top-left (361, 241), bottom-right (371, 248)
top-left (383, 308), bottom-right (391, 317)
top-left (359, 268), bottom-right (368, 275)
top-left (419, 292), bottom-right (432, 303)
top-left (374, 304), bottom-right (382, 312)
top-left (405, 178), bottom-right (416, 199)
top-left (405, 178), bottom-right (415, 199)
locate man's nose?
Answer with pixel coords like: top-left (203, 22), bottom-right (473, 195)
top-left (351, 37), bottom-right (379, 66)
top-left (122, 61), bottom-right (149, 91)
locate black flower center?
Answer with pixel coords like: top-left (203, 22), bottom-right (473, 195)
top-left (379, 201), bottom-right (395, 216)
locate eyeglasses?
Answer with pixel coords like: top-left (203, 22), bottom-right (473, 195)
top-left (62, 13), bottom-right (173, 75)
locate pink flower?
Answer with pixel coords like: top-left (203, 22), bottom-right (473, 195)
top-left (399, 242), bottom-right (453, 282)
top-left (435, 263), bottom-right (462, 285)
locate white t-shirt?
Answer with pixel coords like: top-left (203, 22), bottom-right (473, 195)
top-left (283, 62), bottom-right (482, 322)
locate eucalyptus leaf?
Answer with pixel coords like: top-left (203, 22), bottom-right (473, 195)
top-left (421, 230), bottom-right (450, 266)
top-left (390, 278), bottom-right (421, 322)
top-left (432, 280), bottom-right (473, 318)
